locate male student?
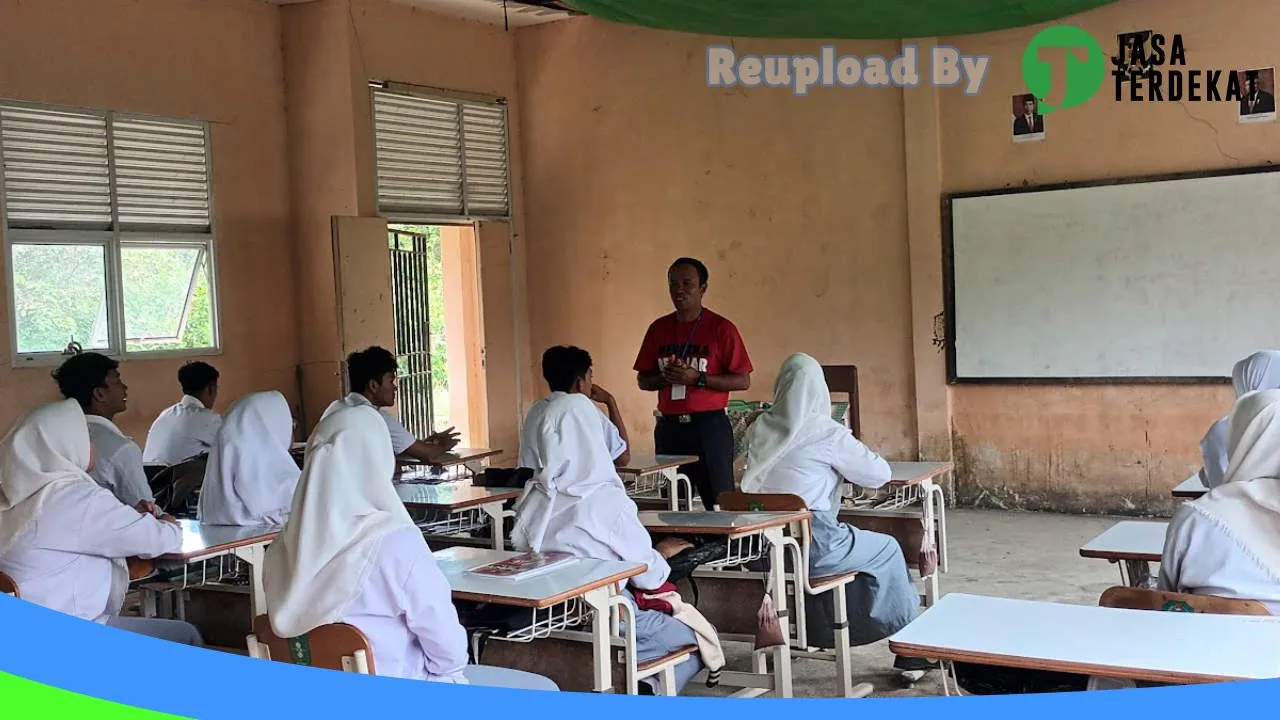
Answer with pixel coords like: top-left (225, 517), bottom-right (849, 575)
top-left (323, 346), bottom-right (460, 464)
top-left (143, 361), bottom-right (222, 464)
top-left (52, 352), bottom-right (155, 512)
top-left (519, 345), bottom-right (631, 470)
top-left (634, 258), bottom-right (752, 510)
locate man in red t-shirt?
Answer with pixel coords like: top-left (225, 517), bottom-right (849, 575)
top-left (634, 258), bottom-right (752, 510)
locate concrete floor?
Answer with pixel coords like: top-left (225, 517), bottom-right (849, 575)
top-left (688, 508), bottom-right (1128, 698)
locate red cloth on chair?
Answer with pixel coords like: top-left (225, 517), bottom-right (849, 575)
top-left (633, 581), bottom-right (678, 614)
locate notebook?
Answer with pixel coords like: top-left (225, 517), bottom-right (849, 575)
top-left (467, 552), bottom-right (577, 580)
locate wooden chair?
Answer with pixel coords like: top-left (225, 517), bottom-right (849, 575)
top-left (821, 365), bottom-right (861, 439)
top-left (717, 491), bottom-right (871, 698)
top-left (0, 572), bottom-right (19, 597)
top-left (246, 614), bottom-right (375, 674)
top-left (1099, 586), bottom-right (1272, 616)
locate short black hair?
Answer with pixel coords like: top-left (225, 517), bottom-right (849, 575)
top-left (178, 361), bottom-right (220, 396)
top-left (347, 346), bottom-right (398, 393)
top-left (542, 346), bottom-right (592, 393)
top-left (668, 257), bottom-right (709, 285)
top-left (52, 352), bottom-right (118, 411)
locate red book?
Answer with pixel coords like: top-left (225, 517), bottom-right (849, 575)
top-left (467, 552), bottom-right (577, 580)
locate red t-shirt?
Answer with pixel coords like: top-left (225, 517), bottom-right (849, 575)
top-left (633, 309), bottom-right (753, 415)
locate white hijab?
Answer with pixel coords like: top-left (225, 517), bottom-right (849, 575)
top-left (1192, 389), bottom-right (1280, 579)
top-left (263, 404), bottom-right (414, 638)
top-left (512, 393), bottom-right (625, 552)
top-left (1201, 351), bottom-right (1280, 489)
top-left (741, 353), bottom-right (847, 494)
top-left (0, 399), bottom-right (95, 553)
top-left (198, 391), bottom-right (299, 526)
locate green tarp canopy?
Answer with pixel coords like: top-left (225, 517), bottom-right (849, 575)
top-left (565, 0), bottom-right (1119, 39)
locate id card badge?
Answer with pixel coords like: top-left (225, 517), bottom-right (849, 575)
top-left (671, 384), bottom-right (687, 401)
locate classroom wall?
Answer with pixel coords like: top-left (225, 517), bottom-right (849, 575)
top-left (281, 0), bottom-right (534, 454)
top-left (514, 19), bottom-right (919, 459)
top-left (0, 0), bottom-right (297, 439)
top-left (936, 0), bottom-right (1277, 513)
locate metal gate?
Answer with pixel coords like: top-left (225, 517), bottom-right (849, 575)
top-left (388, 229), bottom-right (434, 439)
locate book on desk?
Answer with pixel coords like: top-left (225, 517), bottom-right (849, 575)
top-left (467, 551), bottom-right (577, 580)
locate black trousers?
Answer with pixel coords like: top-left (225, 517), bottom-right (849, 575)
top-left (654, 411), bottom-right (734, 510)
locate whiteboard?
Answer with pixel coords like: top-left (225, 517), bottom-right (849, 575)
top-left (946, 168), bottom-right (1280, 382)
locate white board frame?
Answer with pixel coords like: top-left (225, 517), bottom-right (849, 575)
top-left (942, 165), bottom-right (1280, 384)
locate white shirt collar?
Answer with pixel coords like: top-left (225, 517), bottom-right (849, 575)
top-left (85, 414), bottom-right (125, 437)
top-left (179, 394), bottom-right (207, 410)
top-left (344, 392), bottom-right (376, 409)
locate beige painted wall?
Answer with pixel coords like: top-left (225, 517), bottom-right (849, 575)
top-left (938, 0), bottom-right (1276, 513)
top-left (0, 0), bottom-right (297, 439)
top-left (515, 20), bottom-right (918, 460)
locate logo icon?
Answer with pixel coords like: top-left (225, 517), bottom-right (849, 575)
top-left (1021, 25), bottom-right (1106, 114)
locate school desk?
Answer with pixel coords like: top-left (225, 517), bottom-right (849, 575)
top-left (434, 546), bottom-right (646, 693)
top-left (639, 509), bottom-right (811, 698)
top-left (399, 447), bottom-right (503, 477)
top-left (1079, 520), bottom-right (1168, 587)
top-left (152, 520), bottom-right (279, 617)
top-left (889, 593), bottom-right (1280, 694)
top-left (396, 482), bottom-right (523, 550)
top-left (1173, 473), bottom-right (1208, 499)
top-left (616, 454), bottom-right (698, 511)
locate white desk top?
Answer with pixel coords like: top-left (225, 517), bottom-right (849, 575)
top-left (1173, 473), bottom-right (1208, 499)
top-left (400, 448), bottom-right (503, 467)
top-left (395, 482), bottom-right (522, 509)
top-left (617, 454), bottom-right (699, 475)
top-left (1079, 521), bottom-right (1169, 562)
top-left (162, 520), bottom-right (279, 560)
top-left (434, 546), bottom-right (644, 608)
top-left (889, 461), bottom-right (953, 485)
top-left (638, 510), bottom-right (809, 536)
top-left (889, 593), bottom-right (1280, 683)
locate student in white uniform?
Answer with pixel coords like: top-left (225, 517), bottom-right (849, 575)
top-left (198, 391), bottom-right (299, 527)
top-left (741, 353), bottom-right (923, 673)
top-left (1199, 351), bottom-right (1280, 490)
top-left (512, 393), bottom-right (711, 694)
top-left (519, 346), bottom-right (630, 469)
top-left (143, 361), bottom-right (222, 464)
top-left (0, 399), bottom-right (203, 645)
top-left (1163, 388), bottom-right (1280, 612)
top-left (322, 347), bottom-right (460, 465)
top-left (52, 352), bottom-right (154, 511)
top-left (263, 403), bottom-right (557, 690)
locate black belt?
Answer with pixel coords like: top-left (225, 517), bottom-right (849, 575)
top-left (659, 410), bottom-right (725, 424)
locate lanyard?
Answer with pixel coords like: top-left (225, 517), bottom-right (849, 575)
top-left (677, 310), bottom-right (704, 361)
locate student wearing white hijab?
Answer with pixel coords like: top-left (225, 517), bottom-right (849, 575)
top-left (0, 400), bottom-right (202, 645)
top-left (263, 404), bottom-right (556, 689)
top-left (1163, 389), bottom-right (1280, 612)
top-left (197, 391), bottom-right (299, 527)
top-left (742, 353), bottom-right (920, 665)
top-left (512, 393), bottom-right (708, 694)
top-left (1199, 351), bottom-right (1280, 490)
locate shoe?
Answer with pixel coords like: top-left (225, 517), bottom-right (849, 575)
top-left (894, 655), bottom-right (940, 672)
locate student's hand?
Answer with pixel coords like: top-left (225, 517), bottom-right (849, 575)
top-left (135, 500), bottom-right (159, 517)
top-left (588, 384), bottom-right (615, 405)
top-left (429, 427), bottom-right (461, 452)
top-left (656, 537), bottom-right (694, 559)
top-left (157, 514), bottom-right (179, 525)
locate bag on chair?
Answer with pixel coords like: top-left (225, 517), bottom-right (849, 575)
top-left (918, 516), bottom-right (939, 578)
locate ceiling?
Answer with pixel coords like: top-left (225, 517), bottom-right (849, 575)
top-left (269, 0), bottom-right (580, 28)
top-left (563, 0), bottom-right (1122, 39)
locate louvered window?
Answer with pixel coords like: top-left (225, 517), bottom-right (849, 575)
top-left (372, 87), bottom-right (510, 219)
top-left (0, 102), bottom-right (218, 362)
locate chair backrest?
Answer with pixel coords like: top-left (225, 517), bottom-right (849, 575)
top-left (821, 365), bottom-right (861, 439)
top-left (1098, 586), bottom-right (1272, 616)
top-left (717, 491), bottom-right (807, 513)
top-left (0, 572), bottom-right (19, 597)
top-left (248, 614), bottom-right (376, 674)
top-left (153, 454), bottom-right (209, 516)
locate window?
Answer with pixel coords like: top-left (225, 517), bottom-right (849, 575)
top-left (0, 103), bottom-right (217, 362)
top-left (371, 86), bottom-right (511, 219)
